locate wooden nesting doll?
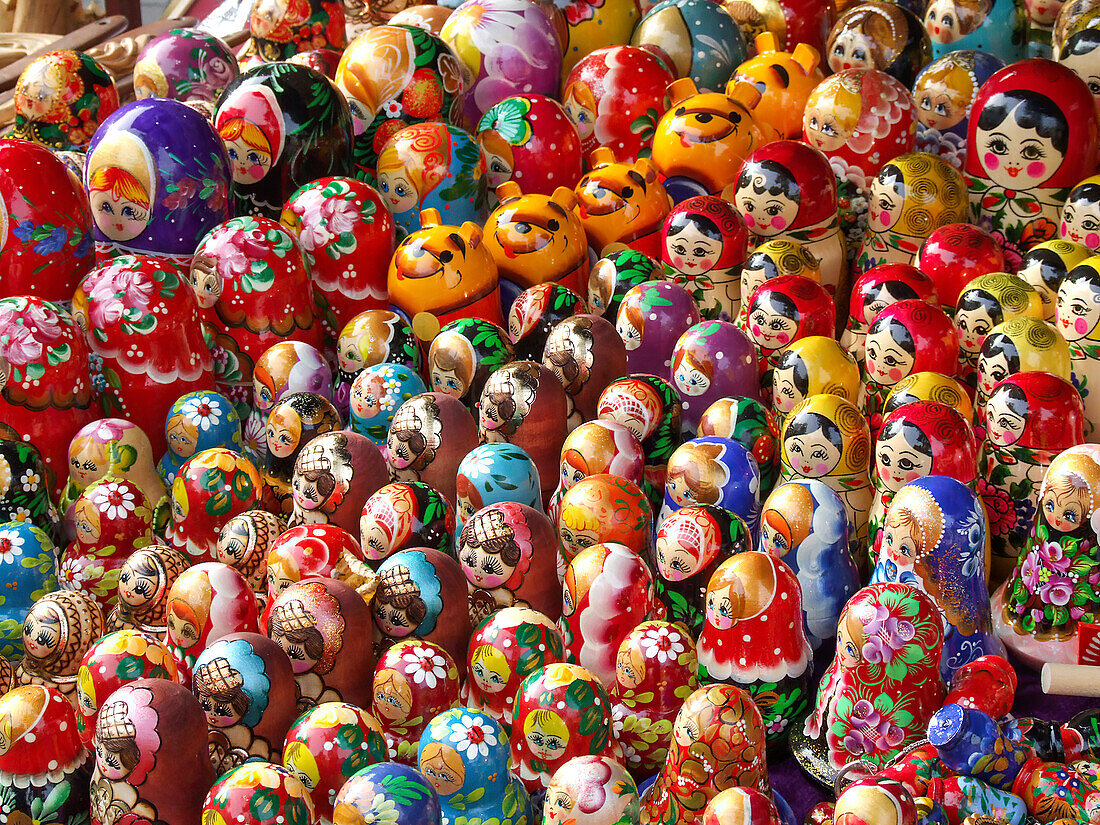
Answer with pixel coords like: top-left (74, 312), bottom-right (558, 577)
top-left (980, 371), bottom-right (1086, 582)
top-left (791, 582), bottom-right (946, 787)
top-left (260, 392), bottom-right (341, 515)
top-left (825, 2), bottom-right (930, 86)
top-left (832, 781), bottom-right (918, 825)
top-left (332, 762), bottom-right (441, 825)
top-left (455, 444), bottom-right (542, 541)
top-left (557, 473), bottom-right (653, 581)
top-left (266, 523), bottom-right (363, 606)
top-left (840, 263), bottom-right (939, 370)
top-left (771, 336), bottom-right (862, 431)
top-left (955, 272), bottom-right (1044, 388)
top-left (478, 361), bottom-right (569, 503)
top-left (202, 763), bottom-right (316, 825)
top-left (916, 222), bottom-right (1006, 313)
top-left (244, 340), bottom-right (334, 456)
top-left (1057, 258), bottom-right (1100, 440)
top-left (464, 606), bottom-right (567, 732)
top-left (192, 631), bottom-right (297, 774)
top-left (670, 321), bottom-right (763, 438)
top-left (697, 397), bottom-right (779, 495)
top-left (0, 685), bottom-right (91, 825)
top-left (360, 482), bottom-right (455, 567)
top-left (268, 577), bottom-right (376, 711)
top-left (373, 638), bottom-right (460, 764)
top-left (0, 521), bottom-right (57, 661)
top-left (107, 544), bottom-right (191, 634)
top-left (640, 684), bottom-right (769, 825)
top-left (759, 480), bottom-right (859, 653)
top-left (662, 437), bottom-right (762, 538)
top-left (459, 502), bottom-right (561, 623)
top-left (371, 548), bottom-right (472, 674)
top-left (549, 421), bottom-right (644, 524)
top-left (868, 400), bottom-right (979, 552)
top-left (155, 391), bottom-right (243, 487)
top-left (978, 317), bottom-right (1074, 414)
top-left (744, 274), bottom-right (836, 395)
top-left (737, 239), bottom-right (823, 334)
top-left (559, 542), bottom-right (662, 688)
top-left (780, 394), bottom-right (874, 554)
top-left (90, 679), bottom-right (215, 825)
top-left (655, 505), bottom-right (752, 639)
top-left (702, 788), bottom-right (782, 825)
top-left (697, 551), bottom-right (813, 748)
top-left (419, 708), bottom-right (530, 825)
top-left (659, 195), bottom-right (749, 320)
top-left (860, 299), bottom-right (960, 438)
top-left (964, 60), bottom-right (1099, 263)
top-left (615, 281), bottom-right (702, 377)
top-left (587, 249), bottom-right (663, 323)
top-left (1061, 175), bottom-right (1100, 252)
top-left (545, 755), bottom-right (640, 825)
top-left (428, 318), bottom-right (515, 414)
top-left (76, 630), bottom-right (180, 746)
top-left (508, 284), bottom-right (586, 363)
top-left (290, 429), bottom-right (389, 534)
top-left (882, 371), bottom-right (975, 423)
top-left (543, 314), bottom-right (629, 430)
top-left (611, 621), bottom-right (699, 778)
top-left (349, 363), bottom-right (429, 446)
top-left (165, 562), bottom-right (260, 675)
top-left (571, 150), bottom-right (661, 260)
top-left (1018, 238), bottom-right (1093, 320)
top-left (855, 153), bottom-right (969, 277)
top-left (872, 477), bottom-right (1004, 680)
top-left (1, 439), bottom-right (61, 546)
top-left (16, 590), bottom-right (105, 710)
top-left (734, 141), bottom-right (847, 302)
top-left (597, 375), bottom-right (683, 505)
top-left (216, 509), bottom-right (283, 611)
top-left (510, 662), bottom-right (619, 792)
top-left (334, 309), bottom-right (422, 416)
top-left (167, 448), bottom-right (262, 563)
top-left (387, 393), bottom-right (479, 504)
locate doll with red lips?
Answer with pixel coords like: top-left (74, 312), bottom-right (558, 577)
top-left (372, 638), bottom-right (460, 764)
top-left (386, 393), bottom-right (478, 505)
top-left (660, 195), bottom-right (749, 320)
top-left (954, 272), bottom-right (1043, 390)
top-left (360, 482), bottom-right (455, 566)
top-left (976, 317), bottom-right (1073, 414)
top-left (826, 3), bottom-right (930, 86)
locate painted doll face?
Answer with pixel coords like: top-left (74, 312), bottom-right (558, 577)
top-left (90, 186), bottom-right (151, 242)
top-left (431, 364), bottom-right (466, 397)
top-left (361, 519), bottom-right (396, 560)
top-left (373, 670), bottom-right (413, 721)
top-left (876, 428), bottom-right (933, 491)
top-left (471, 647), bottom-right (510, 694)
top-left (545, 788), bottom-right (577, 825)
top-left (22, 607), bottom-right (62, 660)
top-left (916, 80), bottom-right (966, 132)
top-left (749, 302), bottom-right (798, 350)
top-left (954, 304), bottom-right (997, 354)
top-left (665, 223), bottom-right (724, 272)
top-left (1042, 480), bottom-right (1090, 532)
top-left (94, 706), bottom-right (138, 780)
top-left (421, 745), bottom-right (465, 796)
top-left (70, 448), bottom-right (105, 485)
top-left (118, 564), bottom-right (158, 608)
top-left (266, 417), bottom-right (299, 458)
top-left (351, 380), bottom-right (383, 421)
top-left (973, 107), bottom-right (1062, 191)
top-left (377, 171), bottom-right (419, 214)
top-left (985, 390), bottom-right (1026, 447)
top-left (616, 313), bottom-right (642, 350)
top-left (456, 491), bottom-right (478, 526)
top-left (865, 327), bottom-right (915, 385)
top-left (615, 645), bottom-right (646, 689)
top-left (1018, 262), bottom-right (1058, 318)
top-left (672, 708), bottom-right (702, 747)
top-left (185, 262), bottom-right (223, 309)
top-left (375, 598), bottom-right (420, 638)
top-left (167, 603), bottom-right (201, 651)
top-left (805, 107), bottom-right (849, 153)
top-left (868, 180), bottom-right (904, 232)
top-left (881, 514), bottom-right (921, 569)
top-left (1025, 0), bottom-right (1061, 26)
top-left (1060, 51), bottom-right (1100, 105)
top-left (924, 0), bottom-right (965, 42)
top-left (837, 615), bottom-right (862, 668)
top-left (667, 468), bottom-right (718, 507)
top-left (1062, 198), bottom-right (1100, 249)
top-left (564, 91), bottom-right (596, 141)
top-left (524, 711), bottom-right (569, 761)
top-left (1058, 278), bottom-right (1100, 341)
top-left (772, 363), bottom-right (802, 414)
top-left (460, 542), bottom-right (516, 589)
top-left (785, 429), bottom-right (841, 477)
top-left (760, 517), bottom-right (791, 557)
top-left (560, 459), bottom-right (587, 490)
top-left (673, 355), bottom-right (712, 397)
top-left (829, 30), bottom-right (877, 73)
top-left (482, 143), bottom-right (514, 191)
top-left (655, 534), bottom-right (700, 581)
top-left (225, 136), bottom-right (272, 185)
top-left (735, 187), bottom-right (799, 237)
top-left (267, 560), bottom-right (297, 599)
top-left (20, 75), bottom-right (56, 120)
top-left (559, 523), bottom-right (600, 558)
top-left (197, 667), bottom-right (247, 726)
top-left (978, 350), bottom-right (1013, 396)
top-left (705, 579), bottom-right (741, 630)
top-left (167, 415), bottom-right (199, 459)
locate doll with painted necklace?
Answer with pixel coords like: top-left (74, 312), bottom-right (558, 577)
top-left (660, 195), bottom-right (748, 321)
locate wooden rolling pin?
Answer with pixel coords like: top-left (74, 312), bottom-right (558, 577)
top-left (1041, 662), bottom-right (1100, 697)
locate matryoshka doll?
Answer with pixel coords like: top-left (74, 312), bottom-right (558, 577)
top-left (671, 321), bottom-right (762, 438)
top-left (597, 375), bottom-right (683, 502)
top-left (478, 96), bottom-right (584, 199)
top-left (662, 437), bottom-right (762, 540)
top-left (1061, 177), bottom-right (1100, 253)
top-left (549, 418), bottom-right (644, 525)
top-left (639, 684), bottom-right (769, 825)
top-left (860, 299), bottom-right (960, 438)
top-left (90, 679), bottom-right (214, 825)
top-left (744, 274), bottom-right (836, 392)
top-left (419, 708), bottom-right (531, 825)
top-left (214, 63), bottom-right (354, 219)
top-left (610, 621), bottom-right (699, 778)
top-left (386, 393), bottom-right (478, 503)
top-left (557, 475), bottom-right (653, 572)
top-left (332, 762), bottom-right (442, 825)
top-left (11, 50), bottom-right (119, 151)
top-left (16, 590), bottom-right (106, 710)
top-left (790, 582), bottom-right (946, 786)
top-left (574, 149), bottom-right (669, 259)
top-left (265, 523), bottom-right (363, 605)
top-left (202, 763), bottom-right (316, 825)
top-left (216, 510), bottom-right (283, 610)
top-left (826, 2), bottom-right (930, 86)
top-left (192, 631), bottom-right (297, 774)
top-left (616, 280), bottom-right (702, 377)
top-left (701, 789), bottom-right (782, 825)
top-left (244, 341), bottom-right (333, 458)
top-left (0, 522), bottom-right (58, 660)
top-left (464, 606), bottom-right (566, 731)
top-left (260, 392), bottom-right (341, 515)
top-left (2, 439), bottom-right (60, 545)
top-left (780, 393), bottom-right (873, 553)
top-left (758, 479), bottom-right (859, 651)
top-left (157, 391), bottom-right (243, 486)
top-left (915, 221), bottom-right (1006, 312)
top-left (1019, 238), bottom-right (1093, 320)
top-left (376, 122), bottom-right (488, 238)
top-left (841, 264), bottom-right (938, 368)
top-left (587, 249), bottom-right (662, 323)
top-left (734, 142), bottom-right (847, 305)
top-left (630, 0), bottom-right (745, 93)
top-left (977, 316), bottom-right (1073, 409)
top-left (360, 482), bottom-right (455, 567)
top-left (913, 51), bottom-right (1007, 169)
top-left (0, 685), bottom-right (91, 825)
top-left (107, 544), bottom-right (191, 635)
top-left (546, 756), bottom-right (639, 825)
top-left (507, 283), bottom-right (586, 362)
top-left (543, 314), bottom-right (629, 430)
top-left (478, 361), bottom-right (568, 502)
top-left (132, 29), bottom-right (239, 104)
top-left (732, 32), bottom-right (826, 142)
top-left (868, 401), bottom-right (978, 552)
top-left (659, 195), bottom-right (748, 321)
top-left (510, 662), bottom-right (619, 792)
top-left (371, 548), bottom-right (472, 671)
top-left (427, 319), bottom-right (514, 414)
top-left (872, 477), bottom-right (1003, 679)
top-left (855, 153), bottom-right (969, 276)
top-left (1057, 258), bottom-right (1100, 439)
top-left (459, 502), bottom-right (561, 622)
top-left (883, 370), bottom-right (975, 422)
top-left (654, 504), bottom-right (752, 639)
top-left (923, 0), bottom-right (1029, 59)
top-left (559, 542), bottom-right (661, 688)
top-left (955, 272), bottom-right (1044, 388)
top-left (290, 430), bottom-right (390, 534)
top-left (771, 336), bottom-right (862, 432)
top-left (335, 309), bottom-right (422, 415)
top-left (372, 638), bottom-right (460, 763)
top-left (697, 396), bottom-right (778, 494)
top-left (992, 445), bottom-right (1100, 667)
top-left (247, 0), bottom-right (346, 61)
top-left (164, 562), bottom-right (260, 674)
top-left (832, 781), bottom-right (918, 825)
top-left (562, 45), bottom-right (676, 162)
top-left (456, 444), bottom-right (542, 540)
top-left (965, 60), bottom-right (1099, 263)
top-left (268, 577), bottom-right (376, 710)
top-left (83, 99), bottom-right (232, 261)
top-left (980, 371), bottom-right (1085, 580)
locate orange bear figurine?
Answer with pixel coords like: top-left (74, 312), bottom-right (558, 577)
top-left (574, 148), bottom-right (670, 259)
top-left (732, 33), bottom-right (825, 140)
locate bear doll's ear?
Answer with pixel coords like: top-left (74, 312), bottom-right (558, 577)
top-left (496, 181), bottom-right (522, 205)
top-left (462, 222), bottom-right (484, 249)
top-left (420, 208), bottom-right (442, 229)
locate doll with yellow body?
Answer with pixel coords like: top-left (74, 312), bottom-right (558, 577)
top-left (732, 33), bottom-right (825, 141)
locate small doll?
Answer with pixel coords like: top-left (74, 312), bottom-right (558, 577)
top-left (456, 444), bottom-right (542, 540)
top-left (16, 590), bottom-right (106, 710)
top-left (202, 763), bottom-right (316, 825)
top-left (289, 429), bottom-right (390, 535)
top-left (744, 274), bottom-right (836, 393)
top-left (334, 309), bottom-right (421, 415)
top-left (243, 341), bottom-right (333, 457)
top-left (771, 335), bottom-right (862, 425)
top-left (166, 448), bottom-right (262, 564)
top-left (349, 363), bottom-right (428, 445)
top-left (0, 522), bottom-right (58, 661)
top-left (542, 313), bottom-right (629, 430)
top-left (386, 394), bottom-right (479, 504)
top-left (697, 396), bottom-right (778, 494)
top-left (373, 638), bottom-right (460, 763)
top-left (260, 392), bottom-right (342, 515)
top-left (662, 437), bottom-right (761, 537)
top-left (508, 283), bottom-right (585, 362)
top-left (1057, 259), bottom-right (1100, 438)
top-left (265, 523), bottom-right (363, 604)
top-left (954, 272), bottom-right (1043, 388)
top-left (557, 475), bottom-right (653, 572)
top-left (107, 543), bottom-right (191, 635)
top-left (826, 2), bottom-right (931, 86)
top-left (977, 316), bottom-right (1073, 411)
top-left (360, 482), bottom-right (455, 567)
top-left (1018, 238), bottom-right (1092, 320)
top-left (428, 318), bottom-right (514, 413)
top-left (586, 248), bottom-right (662, 322)
top-left (615, 280), bottom-right (701, 377)
top-left (545, 755), bottom-right (640, 825)
top-left (164, 562), bottom-right (260, 675)
top-left (216, 509), bottom-right (284, 610)
top-left (913, 51), bottom-right (1007, 169)
top-left (478, 96), bottom-right (582, 197)
top-left (923, 0), bottom-right (1029, 60)
top-left (660, 195), bottom-right (748, 320)
top-left (883, 371), bottom-right (974, 422)
top-left (12, 50), bottom-right (119, 151)
top-left (157, 392), bottom-right (243, 485)
top-left (670, 321), bottom-right (762, 438)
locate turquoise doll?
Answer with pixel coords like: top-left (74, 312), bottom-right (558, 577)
top-left (923, 0), bottom-right (1029, 61)
top-left (157, 391), bottom-right (243, 485)
top-left (418, 708), bottom-right (531, 825)
top-left (0, 521), bottom-right (58, 660)
top-left (758, 479), bottom-right (860, 652)
top-left (428, 318), bottom-right (514, 415)
top-left (661, 436), bottom-right (762, 539)
top-left (349, 363), bottom-right (428, 445)
top-left (871, 475), bottom-right (1005, 680)
top-left (455, 444), bottom-right (542, 541)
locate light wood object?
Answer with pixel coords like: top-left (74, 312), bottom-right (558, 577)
top-left (1041, 662), bottom-right (1100, 697)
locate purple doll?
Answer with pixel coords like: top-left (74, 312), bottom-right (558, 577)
top-left (133, 30), bottom-right (240, 104)
top-left (670, 320), bottom-right (762, 437)
top-left (616, 280), bottom-right (702, 376)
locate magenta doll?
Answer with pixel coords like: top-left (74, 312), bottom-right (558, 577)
top-left (744, 274), bottom-right (836, 395)
top-left (372, 638), bottom-right (460, 763)
top-left (387, 393), bottom-right (480, 504)
top-left (164, 562), bottom-right (260, 676)
top-left (840, 263), bottom-right (940, 367)
top-left (616, 280), bottom-right (702, 376)
top-left (660, 195), bottom-right (749, 320)
top-left (670, 321), bottom-right (762, 437)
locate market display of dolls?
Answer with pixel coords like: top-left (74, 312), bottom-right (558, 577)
top-left (7, 2), bottom-right (1100, 824)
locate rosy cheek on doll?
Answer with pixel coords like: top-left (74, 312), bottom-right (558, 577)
top-left (984, 153), bottom-right (1000, 170)
top-left (1027, 161), bottom-right (1046, 179)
